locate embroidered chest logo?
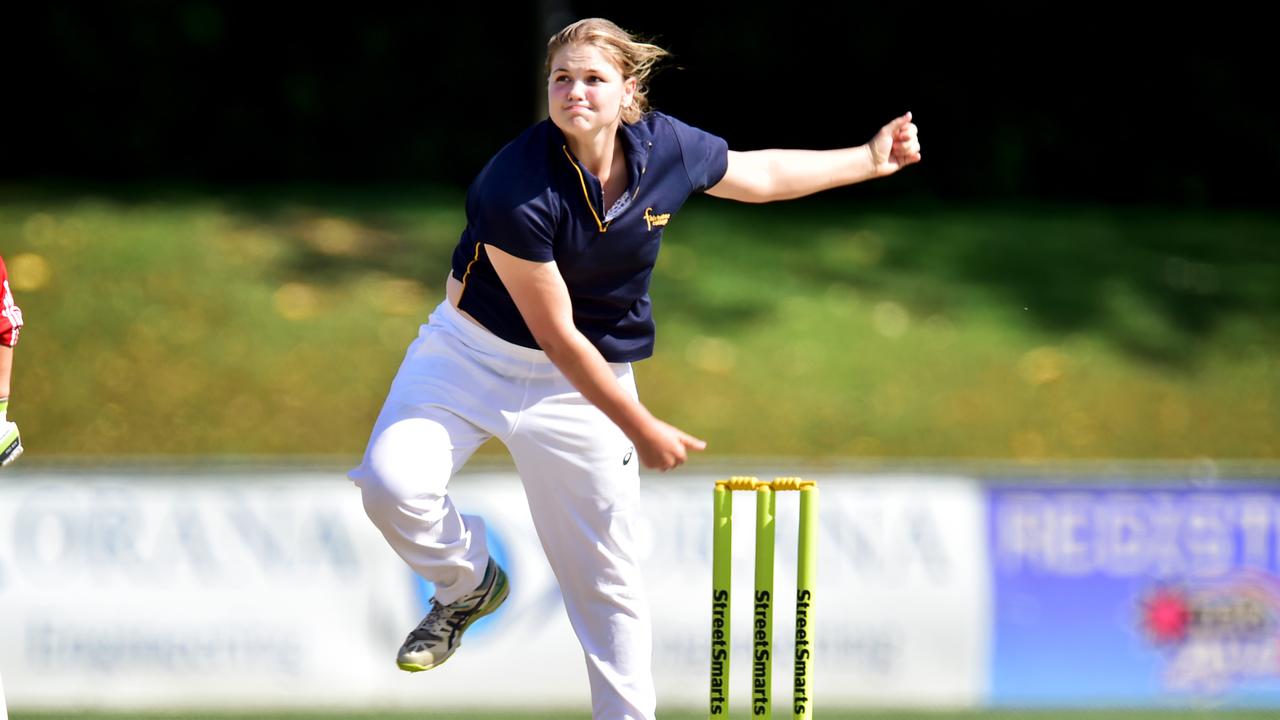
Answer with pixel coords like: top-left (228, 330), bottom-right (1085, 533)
top-left (644, 207), bottom-right (671, 231)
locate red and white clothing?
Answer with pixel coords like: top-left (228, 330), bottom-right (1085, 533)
top-left (0, 254), bottom-right (14, 718)
top-left (0, 255), bottom-right (22, 348)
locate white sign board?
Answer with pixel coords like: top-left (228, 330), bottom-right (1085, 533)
top-left (0, 470), bottom-right (988, 711)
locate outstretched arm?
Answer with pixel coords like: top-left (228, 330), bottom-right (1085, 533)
top-left (707, 112), bottom-right (921, 203)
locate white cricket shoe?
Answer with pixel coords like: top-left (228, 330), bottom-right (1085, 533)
top-left (396, 558), bottom-right (510, 672)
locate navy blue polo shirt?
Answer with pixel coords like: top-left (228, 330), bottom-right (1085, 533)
top-left (450, 112), bottom-right (729, 362)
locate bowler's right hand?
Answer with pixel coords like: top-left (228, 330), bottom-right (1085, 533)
top-left (635, 417), bottom-right (706, 472)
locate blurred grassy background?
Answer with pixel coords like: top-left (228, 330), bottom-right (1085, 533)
top-left (2, 186), bottom-right (1276, 461)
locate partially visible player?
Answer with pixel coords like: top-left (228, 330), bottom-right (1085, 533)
top-left (1, 253), bottom-right (22, 467)
top-left (0, 253), bottom-right (23, 719)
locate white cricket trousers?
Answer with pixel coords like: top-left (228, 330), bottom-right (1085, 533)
top-left (349, 300), bottom-right (655, 720)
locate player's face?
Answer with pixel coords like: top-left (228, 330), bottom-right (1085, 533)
top-left (548, 43), bottom-right (636, 137)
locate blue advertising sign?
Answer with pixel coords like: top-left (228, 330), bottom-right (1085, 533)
top-left (989, 484), bottom-right (1280, 706)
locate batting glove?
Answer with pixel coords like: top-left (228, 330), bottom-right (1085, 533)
top-left (1, 421), bottom-right (22, 467)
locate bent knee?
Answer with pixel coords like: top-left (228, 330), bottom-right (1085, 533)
top-left (354, 418), bottom-right (456, 515)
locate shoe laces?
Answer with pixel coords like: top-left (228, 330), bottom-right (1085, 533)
top-left (409, 589), bottom-right (483, 645)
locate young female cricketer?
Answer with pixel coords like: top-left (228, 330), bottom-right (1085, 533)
top-left (349, 17), bottom-right (921, 719)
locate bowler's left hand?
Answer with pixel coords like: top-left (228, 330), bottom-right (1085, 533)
top-left (868, 112), bottom-right (922, 176)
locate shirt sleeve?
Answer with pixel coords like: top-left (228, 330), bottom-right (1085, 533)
top-left (469, 182), bottom-right (558, 263)
top-left (666, 115), bottom-right (730, 193)
top-left (0, 256), bottom-right (22, 347)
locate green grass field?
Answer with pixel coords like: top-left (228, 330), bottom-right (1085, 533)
top-left (11, 710), bottom-right (1280, 720)
top-left (1, 185), bottom-right (1277, 461)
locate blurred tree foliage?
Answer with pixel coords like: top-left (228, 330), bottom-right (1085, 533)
top-left (4, 3), bottom-right (1276, 209)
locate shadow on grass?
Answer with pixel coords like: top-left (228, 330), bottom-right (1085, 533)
top-left (667, 197), bottom-right (1280, 367)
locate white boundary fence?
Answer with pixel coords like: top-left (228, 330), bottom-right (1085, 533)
top-left (3, 464), bottom-right (1277, 711)
top-left (0, 468), bottom-right (988, 711)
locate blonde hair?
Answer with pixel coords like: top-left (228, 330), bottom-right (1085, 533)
top-left (546, 18), bottom-right (670, 124)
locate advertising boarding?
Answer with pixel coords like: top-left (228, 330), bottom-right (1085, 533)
top-left (988, 483), bottom-right (1280, 706)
